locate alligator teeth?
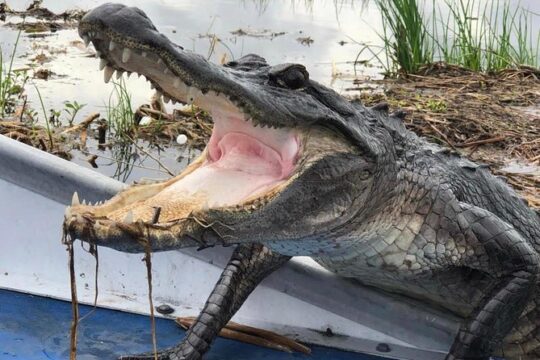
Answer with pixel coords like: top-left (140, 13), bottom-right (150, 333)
top-left (173, 78), bottom-right (181, 88)
top-left (82, 199), bottom-right (87, 206)
top-left (71, 192), bottom-right (80, 206)
top-left (104, 66), bottom-right (114, 83)
top-left (116, 70), bottom-right (124, 79)
top-left (99, 58), bottom-right (107, 71)
top-left (82, 35), bottom-right (90, 47)
top-left (123, 210), bottom-right (134, 224)
top-left (64, 206), bottom-right (71, 218)
top-left (121, 48), bottom-right (131, 63)
top-left (109, 41), bottom-right (116, 51)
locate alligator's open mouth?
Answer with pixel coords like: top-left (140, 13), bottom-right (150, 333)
top-left (76, 39), bottom-right (302, 225)
top-left (64, 15), bottom-right (318, 245)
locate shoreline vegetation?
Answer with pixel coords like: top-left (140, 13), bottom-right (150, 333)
top-left (0, 0), bottom-right (538, 209)
top-left (364, 0), bottom-right (539, 75)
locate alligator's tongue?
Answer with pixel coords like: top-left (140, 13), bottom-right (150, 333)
top-left (160, 132), bottom-right (290, 207)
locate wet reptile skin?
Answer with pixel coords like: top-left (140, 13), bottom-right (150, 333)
top-left (72, 4), bottom-right (540, 360)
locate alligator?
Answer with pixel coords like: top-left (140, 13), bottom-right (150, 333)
top-left (65, 3), bottom-right (540, 360)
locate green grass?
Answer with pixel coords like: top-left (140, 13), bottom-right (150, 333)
top-left (368, 0), bottom-right (539, 75)
top-left (106, 79), bottom-right (135, 141)
top-left (0, 30), bottom-right (25, 117)
top-left (34, 85), bottom-right (54, 149)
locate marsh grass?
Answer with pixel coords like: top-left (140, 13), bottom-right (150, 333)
top-left (0, 30), bottom-right (25, 116)
top-left (34, 85), bottom-right (54, 149)
top-left (369, 0), bottom-right (539, 75)
top-left (106, 78), bottom-right (135, 141)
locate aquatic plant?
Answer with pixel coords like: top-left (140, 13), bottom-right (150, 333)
top-left (0, 30), bottom-right (25, 117)
top-left (369, 0), bottom-right (539, 74)
top-left (105, 78), bottom-right (135, 141)
top-left (63, 100), bottom-right (87, 126)
top-left (34, 85), bottom-right (54, 149)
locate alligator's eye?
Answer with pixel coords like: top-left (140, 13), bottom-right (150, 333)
top-left (269, 63), bottom-right (309, 90)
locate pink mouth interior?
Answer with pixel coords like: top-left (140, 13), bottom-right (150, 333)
top-left (160, 114), bottom-right (299, 207)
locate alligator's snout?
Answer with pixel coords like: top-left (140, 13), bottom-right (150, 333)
top-left (79, 3), bottom-right (158, 41)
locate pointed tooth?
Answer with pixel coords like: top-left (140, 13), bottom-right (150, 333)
top-left (116, 70), bottom-right (124, 79)
top-left (82, 199), bottom-right (87, 206)
top-left (109, 41), bottom-right (116, 51)
top-left (124, 210), bottom-right (134, 224)
top-left (99, 58), bottom-right (107, 70)
top-left (104, 66), bottom-right (114, 83)
top-left (122, 48), bottom-right (131, 63)
top-left (64, 206), bottom-right (71, 218)
top-left (82, 35), bottom-right (90, 47)
top-left (71, 192), bottom-right (80, 206)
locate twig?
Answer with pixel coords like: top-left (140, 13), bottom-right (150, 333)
top-left (456, 136), bottom-right (506, 148)
top-left (126, 135), bottom-right (175, 177)
top-left (176, 317), bottom-right (311, 355)
top-left (142, 238), bottom-right (158, 360)
top-left (62, 112), bottom-right (99, 134)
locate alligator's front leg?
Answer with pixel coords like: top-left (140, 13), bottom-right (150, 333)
top-left (447, 203), bottom-right (540, 360)
top-left (120, 243), bottom-right (290, 360)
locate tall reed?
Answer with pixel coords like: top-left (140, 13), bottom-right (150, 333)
top-left (371, 0), bottom-right (539, 75)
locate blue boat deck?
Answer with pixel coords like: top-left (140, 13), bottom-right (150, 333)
top-left (0, 289), bottom-right (392, 360)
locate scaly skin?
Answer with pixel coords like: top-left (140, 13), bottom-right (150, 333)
top-left (66, 4), bottom-right (540, 359)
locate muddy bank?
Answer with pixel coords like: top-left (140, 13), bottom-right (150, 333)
top-left (0, 1), bottom-right (85, 32)
top-left (356, 63), bottom-right (540, 208)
